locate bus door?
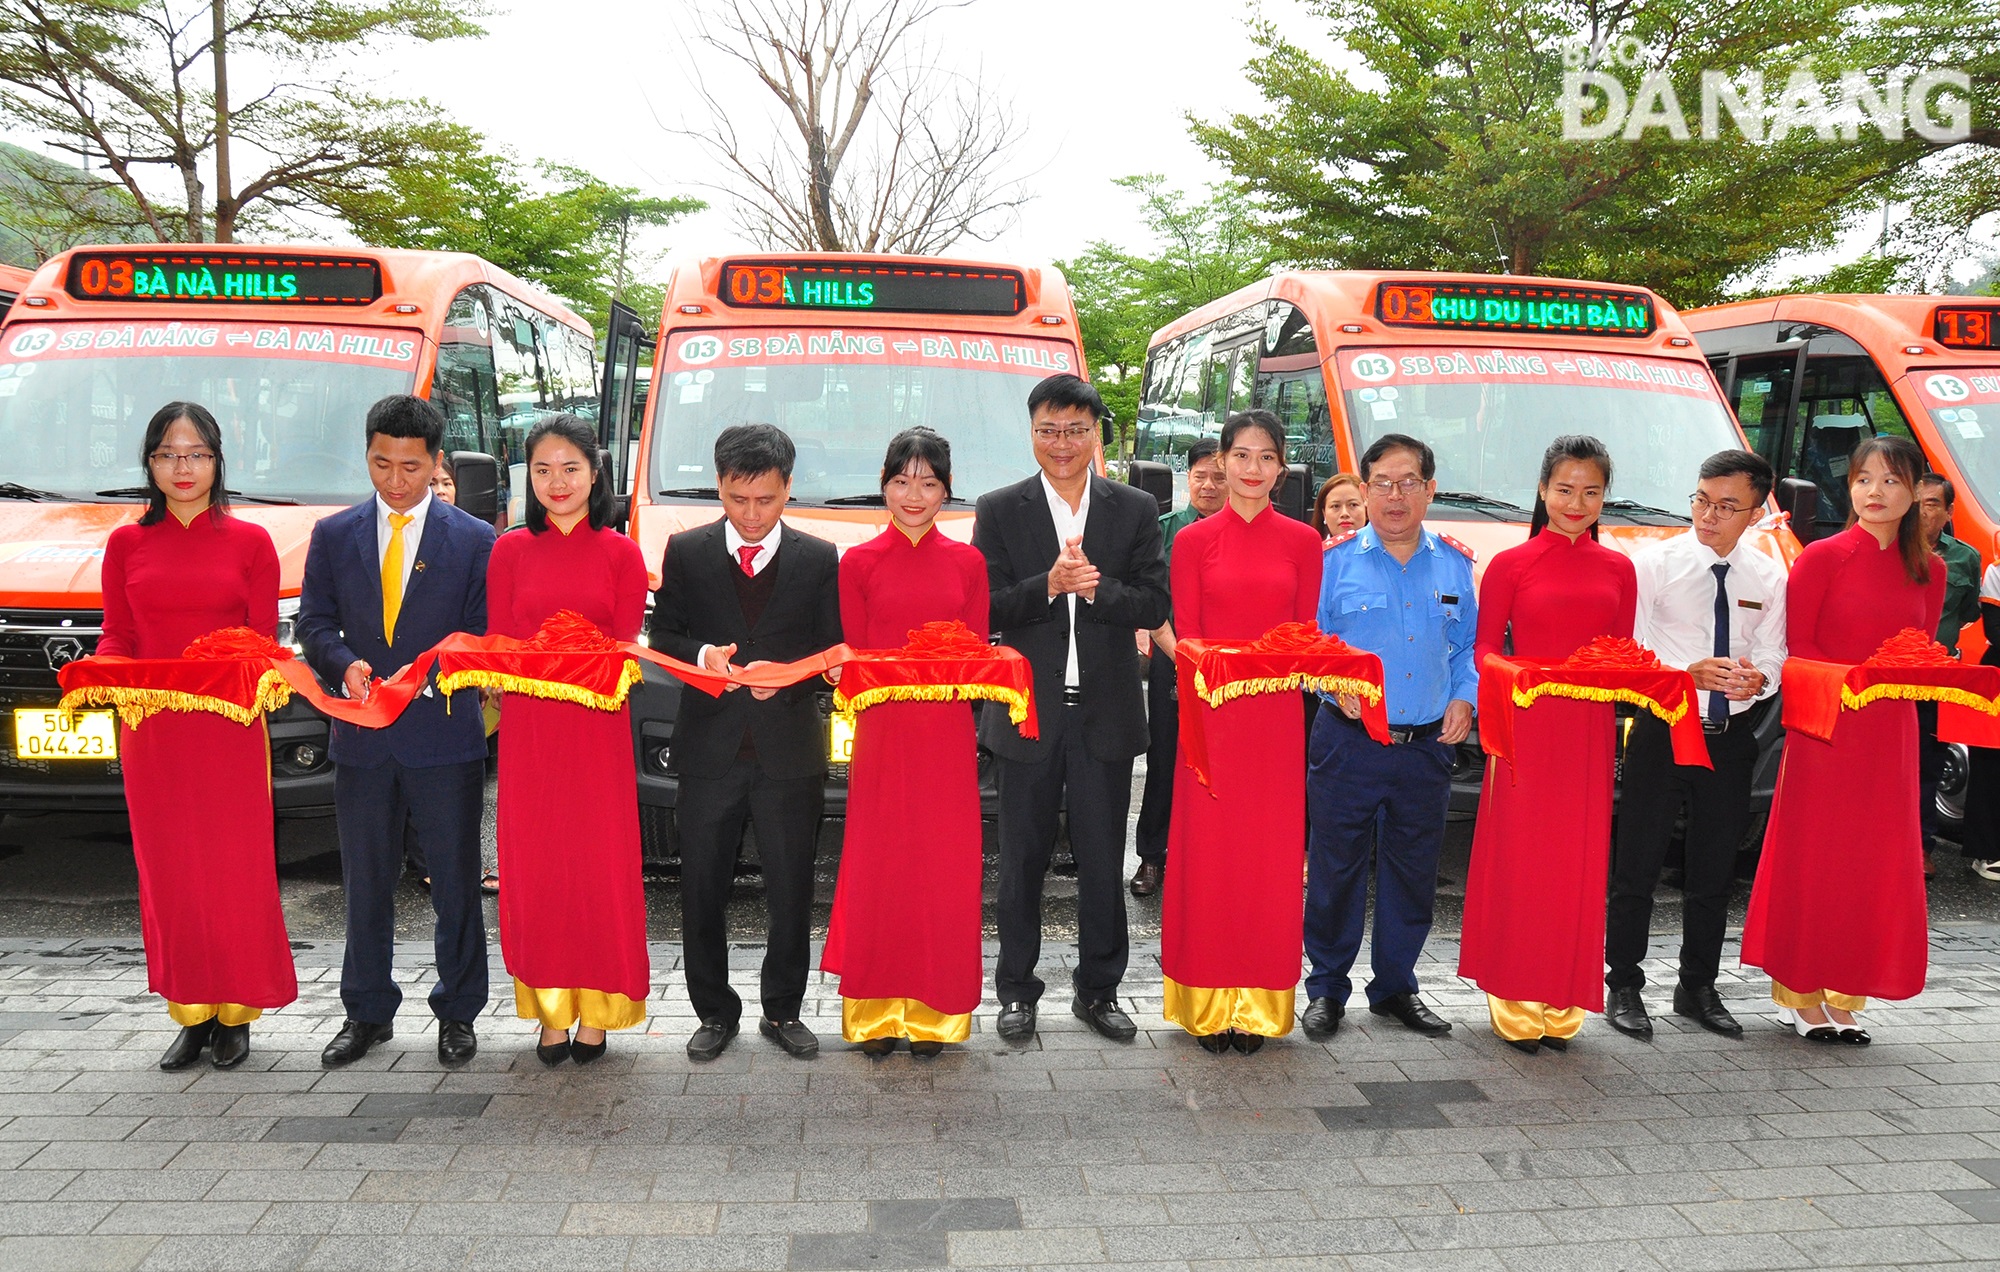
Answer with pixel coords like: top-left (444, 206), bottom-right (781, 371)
top-left (597, 300), bottom-right (651, 514)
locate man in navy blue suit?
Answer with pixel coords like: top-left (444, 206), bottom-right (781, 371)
top-left (297, 396), bottom-right (496, 1067)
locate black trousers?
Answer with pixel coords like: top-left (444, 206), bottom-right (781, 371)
top-left (994, 703), bottom-right (1133, 1005)
top-left (1917, 702), bottom-right (1945, 845)
top-left (1134, 647), bottom-right (1177, 866)
top-left (1605, 712), bottom-right (1757, 992)
top-left (677, 766), bottom-right (822, 1025)
top-left (1962, 744), bottom-right (2000, 863)
top-left (334, 758), bottom-right (488, 1025)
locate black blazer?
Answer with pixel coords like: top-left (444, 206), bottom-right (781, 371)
top-left (649, 520), bottom-right (843, 781)
top-left (296, 497), bottom-right (494, 769)
top-left (973, 474), bottom-right (1169, 763)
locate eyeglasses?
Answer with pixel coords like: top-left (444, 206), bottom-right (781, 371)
top-left (1032, 425), bottom-right (1094, 443)
top-left (1688, 494), bottom-right (1754, 519)
top-left (1366, 477), bottom-right (1427, 497)
top-left (148, 451), bottom-right (216, 469)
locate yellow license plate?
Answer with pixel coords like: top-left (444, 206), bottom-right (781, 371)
top-left (829, 711), bottom-right (855, 765)
top-left (13, 708), bottom-right (118, 761)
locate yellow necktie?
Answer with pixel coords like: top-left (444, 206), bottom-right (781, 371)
top-left (383, 511), bottom-right (412, 644)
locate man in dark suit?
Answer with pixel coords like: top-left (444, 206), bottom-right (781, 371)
top-left (974, 374), bottom-right (1170, 1043)
top-left (651, 423), bottom-right (843, 1063)
top-left (297, 395), bottom-right (496, 1068)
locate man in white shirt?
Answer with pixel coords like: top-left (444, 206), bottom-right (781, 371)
top-left (1606, 450), bottom-right (1786, 1041)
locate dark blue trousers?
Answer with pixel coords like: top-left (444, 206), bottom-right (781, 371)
top-left (1304, 708), bottom-right (1453, 1006)
top-left (334, 758), bottom-right (488, 1024)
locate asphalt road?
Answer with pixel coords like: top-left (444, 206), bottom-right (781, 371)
top-left (3, 757), bottom-right (1998, 943)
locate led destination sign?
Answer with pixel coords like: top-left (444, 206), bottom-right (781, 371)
top-left (1376, 281), bottom-right (1657, 339)
top-left (719, 261), bottom-right (1024, 315)
top-left (1934, 306), bottom-right (2000, 351)
top-left (64, 251), bottom-right (382, 305)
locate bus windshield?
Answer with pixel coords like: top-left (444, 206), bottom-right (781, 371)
top-left (648, 327), bottom-right (1078, 503)
top-left (1907, 368), bottom-right (2000, 522)
top-left (1334, 346), bottom-right (1741, 521)
top-left (0, 319), bottom-right (421, 505)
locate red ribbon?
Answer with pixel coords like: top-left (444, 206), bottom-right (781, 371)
top-left (832, 620), bottom-right (1038, 737)
top-left (1781, 627), bottom-right (2000, 747)
top-left (1175, 622), bottom-right (1390, 793)
top-left (1479, 636), bottom-right (1711, 771)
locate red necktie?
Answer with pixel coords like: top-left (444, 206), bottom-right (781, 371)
top-left (737, 544), bottom-right (759, 577)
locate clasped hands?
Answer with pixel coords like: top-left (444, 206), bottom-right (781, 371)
top-left (703, 642), bottom-right (841, 697)
top-left (1688, 655), bottom-right (1763, 701)
top-left (1047, 535), bottom-right (1099, 602)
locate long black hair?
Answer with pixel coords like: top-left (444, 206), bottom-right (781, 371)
top-left (523, 414), bottom-right (615, 532)
top-left (1846, 434), bottom-right (1932, 585)
top-left (1528, 434), bottom-right (1612, 541)
top-left (137, 401), bottom-right (230, 526)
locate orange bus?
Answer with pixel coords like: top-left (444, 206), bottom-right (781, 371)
top-left (605, 252), bottom-right (1084, 856)
top-left (0, 244), bottom-right (599, 815)
top-left (1129, 271), bottom-right (1802, 816)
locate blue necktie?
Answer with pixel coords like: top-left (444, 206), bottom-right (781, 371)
top-left (1709, 562), bottom-right (1730, 725)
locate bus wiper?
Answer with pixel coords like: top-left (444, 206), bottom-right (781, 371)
top-left (224, 490), bottom-right (301, 506)
top-left (819, 494), bottom-right (885, 505)
top-left (656, 486), bottom-right (720, 499)
top-left (1601, 498), bottom-right (1688, 520)
top-left (93, 487), bottom-right (153, 499)
top-left (1431, 490), bottom-right (1527, 518)
top-left (0, 482), bottom-right (69, 501)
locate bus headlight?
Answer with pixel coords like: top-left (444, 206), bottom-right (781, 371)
top-left (276, 596), bottom-right (302, 652)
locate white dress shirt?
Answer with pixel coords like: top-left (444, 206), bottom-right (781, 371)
top-left (1631, 529), bottom-right (1787, 717)
top-left (374, 490), bottom-right (433, 595)
top-left (1041, 473), bottom-right (1092, 689)
top-left (1982, 561), bottom-right (2000, 604)
top-left (698, 519), bottom-right (783, 668)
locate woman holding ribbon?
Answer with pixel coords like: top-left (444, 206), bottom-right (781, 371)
top-left (484, 415), bottom-right (651, 1064)
top-left (1160, 409), bottom-right (1326, 1053)
top-left (99, 402), bottom-right (293, 1071)
top-left (823, 427), bottom-right (989, 1057)
top-left (1458, 435), bottom-right (1636, 1053)
top-left (1743, 436), bottom-right (1943, 1043)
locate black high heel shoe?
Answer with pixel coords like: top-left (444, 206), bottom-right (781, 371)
top-left (1196, 1032), bottom-right (1232, 1054)
top-left (536, 1031), bottom-right (571, 1066)
top-left (908, 1040), bottom-right (944, 1058)
top-left (569, 1033), bottom-right (608, 1065)
top-left (159, 1019), bottom-right (216, 1071)
top-left (1538, 1035), bottom-right (1570, 1053)
top-left (1229, 1031), bottom-right (1265, 1055)
top-left (858, 1037), bottom-right (896, 1058)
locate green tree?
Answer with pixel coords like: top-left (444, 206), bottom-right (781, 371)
top-left (0, 0), bottom-right (487, 243)
top-left (338, 147), bottom-right (703, 333)
top-left (1190, 0), bottom-right (1912, 307)
top-left (1059, 175), bottom-right (1278, 432)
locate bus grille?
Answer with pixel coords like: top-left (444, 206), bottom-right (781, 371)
top-left (0, 609), bottom-right (104, 691)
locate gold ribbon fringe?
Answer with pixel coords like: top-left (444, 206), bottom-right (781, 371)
top-left (1193, 671), bottom-right (1384, 710)
top-left (1511, 681), bottom-right (1690, 725)
top-left (59, 669), bottom-right (293, 729)
top-left (436, 660), bottom-right (644, 712)
top-left (1842, 682), bottom-right (2000, 715)
top-left (833, 682), bottom-right (1031, 726)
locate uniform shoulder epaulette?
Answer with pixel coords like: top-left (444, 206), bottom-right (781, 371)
top-left (1324, 528), bottom-right (1359, 550)
top-left (1437, 532), bottom-right (1476, 562)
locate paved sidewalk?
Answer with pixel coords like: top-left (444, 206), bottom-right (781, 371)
top-left (2, 928), bottom-right (2000, 1270)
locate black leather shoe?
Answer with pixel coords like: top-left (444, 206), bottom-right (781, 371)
top-left (437, 1019), bottom-right (477, 1065)
top-left (1072, 996), bottom-right (1138, 1042)
top-left (1300, 997), bottom-right (1343, 1041)
top-left (209, 1022), bottom-right (250, 1069)
top-left (321, 1019), bottom-right (392, 1068)
top-left (1672, 984), bottom-right (1743, 1038)
top-left (159, 1019), bottom-right (215, 1071)
top-left (1230, 1031), bottom-right (1265, 1055)
top-left (1503, 1036), bottom-right (1540, 1055)
top-left (996, 1001), bottom-right (1036, 1042)
top-left (759, 1018), bottom-right (819, 1059)
top-left (536, 1037), bottom-right (571, 1066)
top-left (1129, 861), bottom-right (1162, 898)
top-left (686, 1017), bottom-right (738, 1062)
top-left (1538, 1035), bottom-right (1570, 1053)
top-left (908, 1040), bottom-right (944, 1058)
top-left (1196, 1032), bottom-right (1231, 1053)
top-left (1368, 992), bottom-right (1452, 1035)
top-left (858, 1037), bottom-right (896, 1058)
top-left (1606, 985), bottom-right (1654, 1039)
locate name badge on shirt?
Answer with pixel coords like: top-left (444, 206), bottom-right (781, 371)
top-left (1439, 594), bottom-right (1460, 605)
top-left (1736, 598), bottom-right (1762, 610)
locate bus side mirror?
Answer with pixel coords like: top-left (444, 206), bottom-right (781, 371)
top-left (453, 451), bottom-right (500, 527)
top-left (1777, 477), bottom-right (1819, 543)
top-left (1278, 463), bottom-right (1311, 523)
top-left (1129, 460), bottom-right (1173, 515)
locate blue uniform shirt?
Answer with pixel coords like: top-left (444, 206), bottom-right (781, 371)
top-left (1316, 525), bottom-right (1479, 725)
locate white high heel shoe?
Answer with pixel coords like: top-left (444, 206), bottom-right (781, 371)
top-left (1774, 1004), bottom-right (1840, 1043)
